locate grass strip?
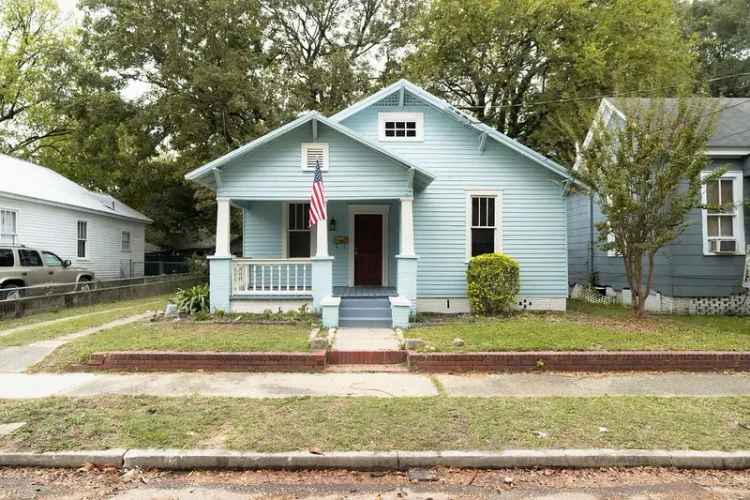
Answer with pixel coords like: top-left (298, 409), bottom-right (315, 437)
top-left (0, 293), bottom-right (177, 331)
top-left (407, 300), bottom-right (750, 352)
top-left (0, 396), bottom-right (748, 452)
top-left (32, 322), bottom-right (311, 372)
top-left (0, 295), bottom-right (172, 348)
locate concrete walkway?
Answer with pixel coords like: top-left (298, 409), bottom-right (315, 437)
top-left (0, 312), bottom-right (153, 373)
top-left (0, 303), bottom-right (158, 338)
top-left (1, 371), bottom-right (749, 399)
top-left (333, 328), bottom-right (400, 351)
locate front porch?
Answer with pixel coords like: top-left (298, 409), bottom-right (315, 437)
top-left (209, 197), bottom-right (418, 328)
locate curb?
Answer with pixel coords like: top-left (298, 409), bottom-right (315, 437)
top-left (1, 449), bottom-right (749, 470)
top-left (0, 449), bottom-right (125, 468)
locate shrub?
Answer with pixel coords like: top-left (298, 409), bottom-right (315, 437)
top-left (466, 253), bottom-right (520, 315)
top-left (174, 284), bottom-right (210, 314)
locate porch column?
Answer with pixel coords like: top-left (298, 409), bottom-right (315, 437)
top-left (311, 202), bottom-right (333, 312)
top-left (396, 197), bottom-right (418, 316)
top-left (209, 197), bottom-right (233, 313)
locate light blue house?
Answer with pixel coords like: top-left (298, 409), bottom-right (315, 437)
top-left (186, 80), bottom-right (574, 327)
top-left (568, 98), bottom-right (750, 314)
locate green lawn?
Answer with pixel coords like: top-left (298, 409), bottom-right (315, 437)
top-left (0, 395), bottom-right (748, 452)
top-left (0, 295), bottom-right (172, 348)
top-left (33, 321), bottom-right (311, 371)
top-left (407, 299), bottom-right (750, 352)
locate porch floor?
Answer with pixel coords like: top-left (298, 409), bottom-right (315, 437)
top-left (333, 286), bottom-right (397, 298)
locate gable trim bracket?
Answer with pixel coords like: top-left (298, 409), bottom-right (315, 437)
top-left (478, 132), bottom-right (488, 153)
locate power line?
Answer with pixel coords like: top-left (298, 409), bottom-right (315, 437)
top-left (453, 71), bottom-right (750, 111)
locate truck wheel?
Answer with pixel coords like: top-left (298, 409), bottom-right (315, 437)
top-left (77, 278), bottom-right (94, 292)
top-left (1, 284), bottom-right (23, 301)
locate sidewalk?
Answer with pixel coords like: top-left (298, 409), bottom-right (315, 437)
top-left (1, 371), bottom-right (749, 399)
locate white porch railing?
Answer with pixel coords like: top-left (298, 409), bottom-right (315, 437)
top-left (232, 258), bottom-right (312, 296)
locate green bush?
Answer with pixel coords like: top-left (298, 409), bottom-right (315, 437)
top-left (466, 253), bottom-right (520, 315)
top-left (174, 284), bottom-right (210, 314)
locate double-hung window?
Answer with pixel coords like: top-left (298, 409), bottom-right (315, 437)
top-left (466, 192), bottom-right (501, 259)
top-left (77, 221), bottom-right (88, 259)
top-left (0, 208), bottom-right (17, 245)
top-left (702, 171), bottom-right (745, 255)
top-left (287, 203), bottom-right (315, 258)
top-left (121, 231), bottom-right (131, 252)
top-left (378, 112), bottom-right (424, 141)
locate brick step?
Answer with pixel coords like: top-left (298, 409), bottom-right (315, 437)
top-left (327, 350), bottom-right (407, 365)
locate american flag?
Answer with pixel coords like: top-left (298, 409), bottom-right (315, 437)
top-left (309, 160), bottom-right (326, 226)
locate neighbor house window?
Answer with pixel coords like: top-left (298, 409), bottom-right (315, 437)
top-left (702, 171), bottom-right (745, 255)
top-left (121, 231), bottom-right (131, 252)
top-left (301, 143), bottom-right (329, 171)
top-left (287, 203), bottom-right (315, 258)
top-left (466, 192), bottom-right (501, 259)
top-left (378, 112), bottom-right (424, 141)
top-left (0, 208), bottom-right (17, 245)
top-left (77, 221), bottom-right (88, 258)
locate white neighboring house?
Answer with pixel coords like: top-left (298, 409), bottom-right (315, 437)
top-left (0, 154), bottom-right (151, 281)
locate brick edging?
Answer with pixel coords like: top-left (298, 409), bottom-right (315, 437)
top-left (87, 351), bottom-right (326, 372)
top-left (327, 350), bottom-right (407, 365)
top-left (407, 351), bottom-right (750, 372)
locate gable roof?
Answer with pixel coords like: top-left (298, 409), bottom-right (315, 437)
top-left (330, 79), bottom-right (574, 181)
top-left (184, 111), bottom-right (435, 187)
top-left (604, 97), bottom-right (750, 150)
top-left (0, 154), bottom-right (151, 223)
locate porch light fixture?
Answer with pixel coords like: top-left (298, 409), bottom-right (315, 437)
top-left (329, 218), bottom-right (337, 232)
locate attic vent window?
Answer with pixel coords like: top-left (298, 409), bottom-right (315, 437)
top-left (301, 143), bottom-right (329, 171)
top-left (378, 112), bottom-right (423, 142)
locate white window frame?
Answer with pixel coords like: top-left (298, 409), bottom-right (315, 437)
top-left (76, 220), bottom-right (88, 259)
top-left (300, 143), bottom-right (329, 171)
top-left (0, 208), bottom-right (18, 246)
top-left (378, 112), bottom-right (424, 142)
top-left (121, 231), bottom-right (131, 252)
top-left (701, 170), bottom-right (745, 256)
top-left (465, 190), bottom-right (502, 261)
top-left (281, 202), bottom-right (316, 258)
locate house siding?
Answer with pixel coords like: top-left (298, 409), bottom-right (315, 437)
top-left (244, 199), bottom-right (400, 288)
top-left (567, 158), bottom-right (749, 297)
top-left (0, 194), bottom-right (146, 280)
top-left (217, 122), bottom-right (412, 201)
top-left (341, 104), bottom-right (569, 299)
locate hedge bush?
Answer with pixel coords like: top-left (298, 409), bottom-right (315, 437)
top-left (466, 253), bottom-right (520, 315)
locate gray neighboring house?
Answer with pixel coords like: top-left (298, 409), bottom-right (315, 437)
top-left (568, 98), bottom-right (750, 314)
top-left (0, 154), bottom-right (151, 280)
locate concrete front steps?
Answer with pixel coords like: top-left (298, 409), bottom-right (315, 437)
top-left (338, 297), bottom-right (392, 328)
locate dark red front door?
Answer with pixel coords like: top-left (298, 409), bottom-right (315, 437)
top-left (354, 214), bottom-right (383, 286)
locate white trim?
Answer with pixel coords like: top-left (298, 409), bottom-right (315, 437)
top-left (121, 230), bottom-right (131, 253)
top-left (300, 143), bottom-right (329, 171)
top-left (0, 207), bottom-right (18, 246)
top-left (706, 148), bottom-right (750, 157)
top-left (465, 190), bottom-right (503, 261)
top-left (76, 219), bottom-right (88, 259)
top-left (701, 170), bottom-right (745, 256)
top-left (0, 190), bottom-right (150, 224)
top-left (281, 202), bottom-right (316, 258)
top-left (378, 112), bottom-right (424, 142)
top-left (348, 204), bottom-right (390, 287)
top-left (416, 296), bottom-right (567, 313)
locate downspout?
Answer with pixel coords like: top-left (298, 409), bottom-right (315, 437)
top-left (589, 193), bottom-right (595, 284)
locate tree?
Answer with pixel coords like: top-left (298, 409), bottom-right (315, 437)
top-left (0, 0), bottom-right (73, 155)
top-left (571, 98), bottom-right (718, 317)
top-left (266, 0), bottom-right (422, 114)
top-left (680, 0), bottom-right (750, 96)
top-left (403, 0), bottom-right (698, 160)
